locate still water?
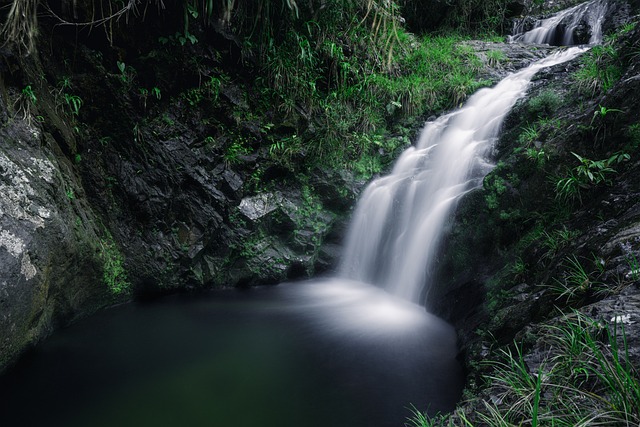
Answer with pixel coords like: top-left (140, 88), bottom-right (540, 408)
top-left (0, 279), bottom-right (463, 427)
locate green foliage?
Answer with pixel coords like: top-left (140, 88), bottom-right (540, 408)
top-left (541, 227), bottom-right (576, 257)
top-left (485, 49), bottom-right (505, 67)
top-left (124, 1), bottom-right (498, 173)
top-left (555, 151), bottom-right (630, 204)
top-left (574, 44), bottom-right (622, 96)
top-left (21, 85), bottom-right (37, 105)
top-left (224, 140), bottom-right (250, 165)
top-left (238, 3), bottom-right (491, 170)
top-left (573, 151), bottom-right (627, 184)
top-left (550, 255), bottom-right (601, 303)
top-left (590, 103), bottom-right (623, 128)
top-left (625, 252), bottom-right (640, 282)
top-left (183, 87), bottom-right (204, 106)
top-left (484, 172), bottom-right (508, 210)
top-left (64, 93), bottom-right (82, 116)
top-left (626, 123), bottom-right (640, 151)
top-left (525, 147), bottom-right (547, 168)
top-left (206, 77), bottom-right (221, 101)
top-left (409, 313), bottom-right (640, 426)
top-left (100, 235), bottom-right (130, 295)
top-left (437, 0), bottom-right (510, 34)
top-left (116, 61), bottom-right (136, 85)
top-left (16, 85), bottom-right (37, 120)
top-left (406, 405), bottom-right (452, 427)
top-left (159, 31), bottom-right (198, 46)
top-left (268, 135), bottom-right (302, 169)
top-left (517, 124), bottom-right (539, 146)
top-left (527, 90), bottom-right (562, 119)
top-left (511, 257), bottom-right (526, 277)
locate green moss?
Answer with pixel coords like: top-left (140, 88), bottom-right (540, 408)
top-left (100, 235), bottom-right (130, 296)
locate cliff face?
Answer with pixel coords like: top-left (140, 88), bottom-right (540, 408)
top-left (0, 86), bottom-right (109, 368)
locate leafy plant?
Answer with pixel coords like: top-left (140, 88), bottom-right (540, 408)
top-left (525, 147), bottom-right (547, 168)
top-left (555, 151), bottom-right (630, 204)
top-left (224, 140), bottom-right (250, 165)
top-left (626, 252), bottom-right (640, 281)
top-left (116, 61), bottom-right (136, 85)
top-left (21, 85), bottom-right (37, 105)
top-left (574, 44), bottom-right (622, 96)
top-left (480, 313), bottom-right (640, 426)
top-left (64, 93), bottom-right (82, 116)
top-left (518, 124), bottom-right (539, 146)
top-left (405, 405), bottom-right (452, 427)
top-left (527, 90), bottom-right (562, 119)
top-left (541, 227), bottom-right (576, 257)
top-left (100, 235), bottom-right (130, 295)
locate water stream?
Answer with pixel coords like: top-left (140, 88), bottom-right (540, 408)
top-left (339, 47), bottom-right (587, 303)
top-left (511, 0), bottom-right (609, 45)
top-left (0, 1), bottom-right (608, 426)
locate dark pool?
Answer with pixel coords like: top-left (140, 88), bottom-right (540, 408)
top-left (0, 278), bottom-right (463, 427)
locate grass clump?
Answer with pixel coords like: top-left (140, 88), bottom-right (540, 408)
top-left (574, 44), bottom-right (622, 97)
top-left (408, 313), bottom-right (640, 426)
top-left (527, 90), bottom-right (563, 120)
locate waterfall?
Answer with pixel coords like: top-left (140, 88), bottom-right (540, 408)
top-left (339, 47), bottom-right (589, 303)
top-left (511, 0), bottom-right (609, 45)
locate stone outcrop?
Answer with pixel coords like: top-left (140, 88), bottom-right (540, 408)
top-left (0, 95), bottom-right (108, 369)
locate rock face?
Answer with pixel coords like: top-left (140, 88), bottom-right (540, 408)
top-left (0, 96), bottom-right (108, 369)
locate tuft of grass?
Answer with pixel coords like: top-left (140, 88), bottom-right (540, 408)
top-left (486, 49), bottom-right (505, 67)
top-left (518, 124), bottom-right (539, 146)
top-left (527, 90), bottom-right (562, 119)
top-left (574, 44), bottom-right (622, 96)
top-left (550, 255), bottom-right (601, 303)
top-left (435, 313), bottom-right (640, 427)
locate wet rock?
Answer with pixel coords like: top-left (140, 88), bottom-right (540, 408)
top-left (460, 41), bottom-right (552, 83)
top-left (239, 193), bottom-right (283, 221)
top-left (0, 113), bottom-right (107, 371)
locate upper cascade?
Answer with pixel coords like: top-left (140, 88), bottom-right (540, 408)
top-left (511, 0), bottom-right (609, 46)
top-left (338, 46), bottom-right (587, 303)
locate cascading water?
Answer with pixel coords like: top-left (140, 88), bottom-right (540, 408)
top-left (339, 10), bottom-right (606, 302)
top-left (511, 0), bottom-right (609, 45)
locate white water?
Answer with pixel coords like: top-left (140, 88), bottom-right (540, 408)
top-left (339, 46), bottom-right (588, 303)
top-left (512, 0), bottom-right (609, 45)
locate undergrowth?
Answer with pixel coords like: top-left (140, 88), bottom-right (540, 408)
top-left (408, 313), bottom-right (640, 427)
top-left (258, 23), bottom-right (492, 174)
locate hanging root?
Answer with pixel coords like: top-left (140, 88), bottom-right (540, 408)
top-left (1, 0), bottom-right (40, 55)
